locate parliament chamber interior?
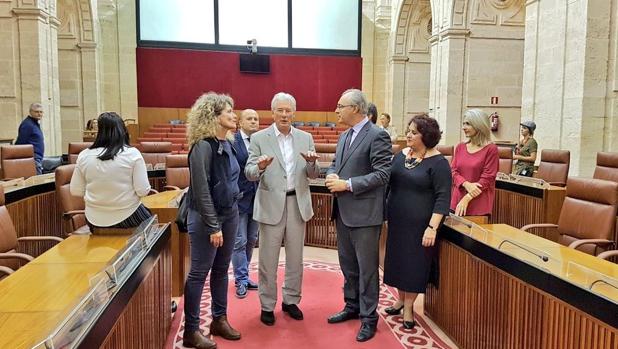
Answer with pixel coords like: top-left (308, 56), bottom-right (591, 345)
top-left (0, 0), bottom-right (617, 348)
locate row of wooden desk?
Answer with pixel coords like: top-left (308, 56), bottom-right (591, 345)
top-left (0, 222), bottom-right (172, 348)
top-left (2, 171), bottom-right (616, 349)
top-left (425, 220), bottom-right (618, 348)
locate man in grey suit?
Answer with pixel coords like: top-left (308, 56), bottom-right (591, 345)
top-left (245, 92), bottom-right (320, 326)
top-left (325, 89), bottom-right (392, 342)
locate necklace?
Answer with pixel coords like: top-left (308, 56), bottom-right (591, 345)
top-left (404, 150), bottom-right (425, 169)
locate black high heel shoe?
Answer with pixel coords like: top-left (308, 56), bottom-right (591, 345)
top-left (403, 319), bottom-right (417, 329)
top-left (384, 304), bottom-right (404, 315)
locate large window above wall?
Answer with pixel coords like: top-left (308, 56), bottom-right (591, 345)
top-left (137, 0), bottom-right (361, 55)
top-left (139, 0), bottom-right (215, 44)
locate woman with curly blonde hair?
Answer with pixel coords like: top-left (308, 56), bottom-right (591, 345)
top-left (183, 92), bottom-right (242, 349)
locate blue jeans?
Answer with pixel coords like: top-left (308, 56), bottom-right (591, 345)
top-left (35, 158), bottom-right (42, 175)
top-left (183, 205), bottom-right (238, 332)
top-left (232, 212), bottom-right (259, 285)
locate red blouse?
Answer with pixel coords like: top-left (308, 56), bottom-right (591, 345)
top-left (450, 142), bottom-right (499, 216)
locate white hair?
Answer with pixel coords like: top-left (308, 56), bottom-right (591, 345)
top-left (29, 103), bottom-right (43, 111)
top-left (271, 92), bottom-right (296, 111)
top-left (342, 89), bottom-right (368, 115)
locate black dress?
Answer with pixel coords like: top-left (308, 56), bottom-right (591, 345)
top-left (383, 152), bottom-right (452, 292)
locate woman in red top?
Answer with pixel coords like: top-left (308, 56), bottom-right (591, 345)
top-left (450, 109), bottom-right (499, 216)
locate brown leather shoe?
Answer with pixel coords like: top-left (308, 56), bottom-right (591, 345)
top-left (183, 330), bottom-right (217, 349)
top-left (210, 315), bottom-right (241, 340)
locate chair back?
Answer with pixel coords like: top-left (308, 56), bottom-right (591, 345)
top-left (140, 142), bottom-right (172, 166)
top-left (498, 146), bottom-right (513, 174)
top-left (165, 154), bottom-right (190, 189)
top-left (1, 145), bottom-right (36, 179)
top-left (436, 145), bottom-right (454, 165)
top-left (535, 149), bottom-right (570, 186)
top-left (0, 186), bottom-right (20, 270)
top-left (557, 177), bottom-right (618, 255)
top-left (68, 142), bottom-right (93, 164)
top-left (55, 165), bottom-right (87, 235)
top-left (594, 152), bottom-right (618, 183)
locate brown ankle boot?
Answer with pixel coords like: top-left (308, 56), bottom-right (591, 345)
top-left (210, 315), bottom-right (241, 340)
top-left (183, 330), bottom-right (217, 349)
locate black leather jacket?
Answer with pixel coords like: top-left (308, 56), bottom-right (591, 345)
top-left (186, 138), bottom-right (239, 234)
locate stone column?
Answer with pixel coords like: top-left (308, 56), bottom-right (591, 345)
top-left (13, 1), bottom-right (62, 156)
top-left (386, 55), bottom-right (409, 130)
top-left (521, 0), bottom-right (612, 176)
top-left (78, 42), bottom-right (101, 122)
top-left (430, 29), bottom-right (469, 146)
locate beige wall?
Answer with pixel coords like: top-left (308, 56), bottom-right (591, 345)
top-left (0, 0), bottom-right (137, 156)
top-left (522, 0), bottom-right (617, 176)
top-left (1, 0), bottom-right (616, 177)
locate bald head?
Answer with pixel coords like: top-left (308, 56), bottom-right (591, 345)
top-left (239, 109), bottom-right (259, 135)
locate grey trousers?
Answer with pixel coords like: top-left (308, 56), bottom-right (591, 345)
top-left (335, 217), bottom-right (381, 326)
top-left (258, 195), bottom-right (306, 311)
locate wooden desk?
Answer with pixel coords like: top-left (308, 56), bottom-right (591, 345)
top-left (491, 179), bottom-right (566, 241)
top-left (142, 190), bottom-right (189, 297)
top-left (425, 222), bottom-right (618, 349)
top-left (0, 228), bottom-right (171, 349)
top-left (2, 171), bottom-right (166, 258)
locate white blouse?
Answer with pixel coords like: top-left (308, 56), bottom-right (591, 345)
top-left (70, 146), bottom-right (151, 226)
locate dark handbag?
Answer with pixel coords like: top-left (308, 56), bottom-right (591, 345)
top-left (175, 145), bottom-right (194, 233)
top-left (175, 191), bottom-right (189, 232)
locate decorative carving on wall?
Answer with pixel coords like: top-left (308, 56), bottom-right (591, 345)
top-left (394, 0), bottom-right (432, 56)
top-left (406, 1), bottom-right (432, 54)
top-left (470, 0), bottom-right (525, 26)
top-left (451, 0), bottom-right (468, 28)
top-left (57, 0), bottom-right (77, 38)
top-left (57, 0), bottom-right (96, 43)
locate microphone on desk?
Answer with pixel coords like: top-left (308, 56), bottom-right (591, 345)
top-left (497, 239), bottom-right (549, 262)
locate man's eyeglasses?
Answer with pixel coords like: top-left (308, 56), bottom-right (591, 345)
top-left (336, 104), bottom-right (355, 110)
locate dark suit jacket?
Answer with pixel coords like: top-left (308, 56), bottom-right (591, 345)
top-left (233, 131), bottom-right (257, 215)
top-left (327, 121), bottom-right (392, 227)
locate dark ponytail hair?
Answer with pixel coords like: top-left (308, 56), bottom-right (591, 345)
top-left (90, 112), bottom-right (130, 160)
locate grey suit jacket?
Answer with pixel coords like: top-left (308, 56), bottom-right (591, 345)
top-left (245, 125), bottom-right (320, 225)
top-left (327, 122), bottom-right (392, 227)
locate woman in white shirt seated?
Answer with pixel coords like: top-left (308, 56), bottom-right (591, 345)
top-left (70, 112), bottom-right (152, 230)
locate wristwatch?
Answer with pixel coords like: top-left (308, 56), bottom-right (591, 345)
top-left (428, 224), bottom-right (436, 231)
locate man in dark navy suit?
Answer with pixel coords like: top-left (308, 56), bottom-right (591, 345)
top-left (231, 109), bottom-right (260, 298)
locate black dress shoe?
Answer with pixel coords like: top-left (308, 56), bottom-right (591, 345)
top-left (403, 320), bottom-right (417, 329)
top-left (356, 323), bottom-right (376, 342)
top-left (384, 304), bottom-right (404, 315)
top-left (246, 279), bottom-right (259, 290)
top-left (260, 310), bottom-right (275, 326)
top-left (327, 310), bottom-right (359, 324)
top-left (282, 303), bottom-right (304, 320)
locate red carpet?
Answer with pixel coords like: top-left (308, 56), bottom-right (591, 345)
top-left (165, 261), bottom-right (452, 349)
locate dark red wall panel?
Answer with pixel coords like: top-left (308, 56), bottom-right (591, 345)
top-left (136, 47), bottom-right (362, 111)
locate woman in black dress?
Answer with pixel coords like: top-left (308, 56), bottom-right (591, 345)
top-left (383, 114), bottom-right (452, 329)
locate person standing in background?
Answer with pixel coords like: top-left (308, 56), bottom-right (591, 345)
top-left (15, 103), bottom-right (45, 175)
top-left (232, 109), bottom-right (260, 299)
top-left (513, 120), bottom-right (538, 177)
top-left (367, 103), bottom-right (378, 124)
